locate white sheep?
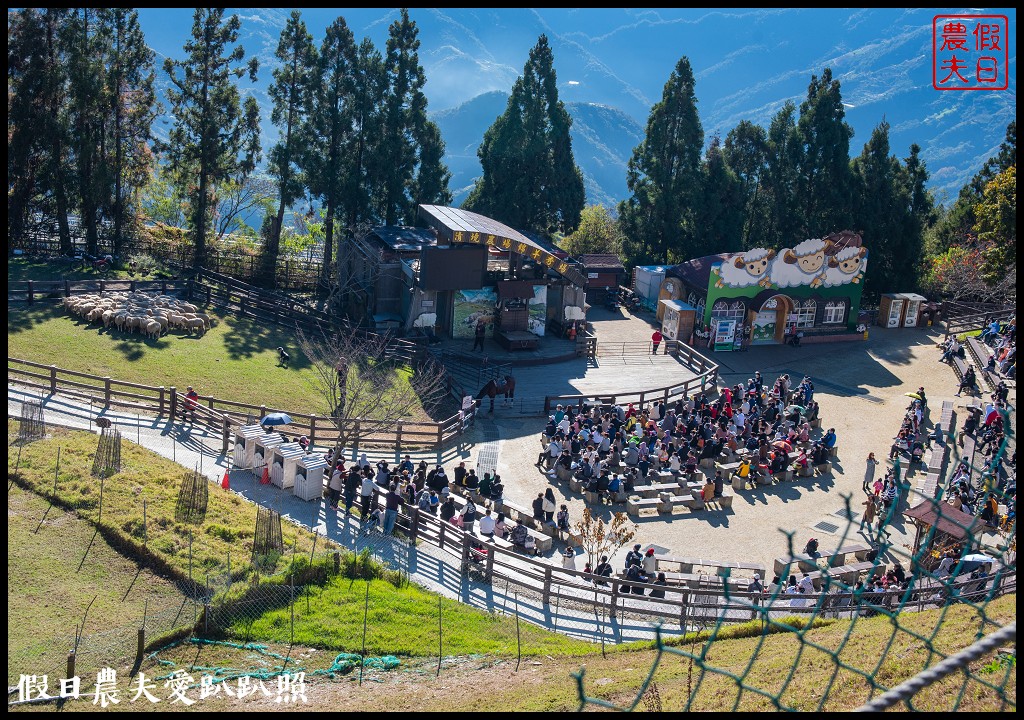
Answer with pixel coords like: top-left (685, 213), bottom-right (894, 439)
top-left (184, 317), bottom-right (206, 335)
top-left (143, 320), bottom-right (162, 339)
top-left (770, 238), bottom-right (834, 288)
top-left (715, 248), bottom-right (777, 289)
top-left (822, 245), bottom-right (868, 287)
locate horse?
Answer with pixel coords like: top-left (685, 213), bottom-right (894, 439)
top-left (476, 374), bottom-right (516, 412)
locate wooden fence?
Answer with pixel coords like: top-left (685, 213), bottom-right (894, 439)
top-left (7, 357), bottom-right (473, 452)
top-left (354, 487), bottom-right (1017, 628)
top-left (543, 340), bottom-right (720, 413)
top-left (186, 268), bottom-right (426, 366)
top-left (8, 279), bottom-right (189, 304)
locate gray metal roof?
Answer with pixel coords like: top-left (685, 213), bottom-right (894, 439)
top-left (417, 205), bottom-right (586, 286)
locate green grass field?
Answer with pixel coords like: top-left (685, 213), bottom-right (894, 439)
top-left (8, 302), bottom-right (443, 424)
top-left (7, 486), bottom-right (188, 655)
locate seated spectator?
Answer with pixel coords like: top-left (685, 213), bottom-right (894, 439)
top-left (821, 428), bottom-right (837, 449)
top-left (956, 366), bottom-right (978, 396)
top-left (493, 512), bottom-right (508, 539)
top-left (478, 507), bottom-right (496, 537)
top-left (649, 572), bottom-right (668, 599)
top-left (626, 562), bottom-right (649, 595)
top-left (604, 474), bottom-right (622, 502)
top-left (701, 476), bottom-right (715, 503)
top-left (509, 522), bottom-right (529, 548)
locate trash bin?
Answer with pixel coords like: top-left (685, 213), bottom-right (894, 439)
top-left (270, 442), bottom-right (305, 489)
top-left (293, 455), bottom-right (329, 501)
top-left (233, 424), bottom-right (264, 469)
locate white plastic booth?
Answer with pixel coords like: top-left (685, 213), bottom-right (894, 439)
top-left (252, 432), bottom-right (284, 479)
top-left (293, 455), bottom-right (329, 501)
top-left (269, 442), bottom-right (306, 489)
top-left (232, 425), bottom-right (264, 469)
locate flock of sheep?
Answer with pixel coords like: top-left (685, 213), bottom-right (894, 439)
top-left (63, 291), bottom-right (214, 339)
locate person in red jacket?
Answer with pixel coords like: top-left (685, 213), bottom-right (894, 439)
top-left (651, 329), bottom-right (663, 354)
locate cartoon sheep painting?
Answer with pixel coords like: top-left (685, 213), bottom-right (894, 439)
top-left (823, 245), bottom-right (868, 287)
top-left (770, 238), bottom-right (835, 289)
top-left (715, 248), bottom-right (777, 289)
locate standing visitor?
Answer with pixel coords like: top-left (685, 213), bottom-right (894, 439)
top-left (651, 329), bottom-right (663, 354)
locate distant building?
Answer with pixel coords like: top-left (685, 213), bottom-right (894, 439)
top-left (657, 231), bottom-right (868, 346)
top-left (339, 205), bottom-right (588, 344)
top-left (578, 253), bottom-right (626, 303)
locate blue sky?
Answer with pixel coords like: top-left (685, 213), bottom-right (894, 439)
top-left (140, 8), bottom-right (1016, 203)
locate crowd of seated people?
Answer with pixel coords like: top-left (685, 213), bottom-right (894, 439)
top-left (537, 370), bottom-right (828, 498)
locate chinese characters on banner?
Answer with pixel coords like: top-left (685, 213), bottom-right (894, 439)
top-left (15, 670), bottom-right (308, 706)
top-left (933, 15), bottom-right (1009, 90)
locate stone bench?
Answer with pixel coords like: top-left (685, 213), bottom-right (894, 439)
top-left (773, 544), bottom-right (872, 577)
top-left (626, 494), bottom-right (677, 516)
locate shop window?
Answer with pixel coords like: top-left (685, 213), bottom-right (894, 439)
top-left (823, 301), bottom-right (846, 325)
top-left (793, 299), bottom-right (816, 328)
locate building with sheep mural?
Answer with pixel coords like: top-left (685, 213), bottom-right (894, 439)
top-left (655, 231), bottom-right (868, 346)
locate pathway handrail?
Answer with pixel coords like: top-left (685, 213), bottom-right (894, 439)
top-left (543, 340), bottom-right (719, 414)
top-left (7, 357), bottom-right (469, 452)
top-left (362, 488), bottom-right (1016, 629)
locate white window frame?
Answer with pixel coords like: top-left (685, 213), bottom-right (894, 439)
top-left (711, 299), bottom-right (745, 325)
top-left (823, 301), bottom-right (845, 325)
top-left (793, 300), bottom-right (816, 328)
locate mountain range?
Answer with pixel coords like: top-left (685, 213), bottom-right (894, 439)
top-left (142, 8), bottom-right (1017, 212)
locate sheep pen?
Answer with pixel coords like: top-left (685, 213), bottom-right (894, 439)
top-left (62, 291), bottom-right (214, 338)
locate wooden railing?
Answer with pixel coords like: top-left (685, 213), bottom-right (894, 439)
top-left (8, 279), bottom-right (189, 304)
top-left (945, 309), bottom-right (1015, 339)
top-left (187, 268), bottom-right (425, 366)
top-left (7, 357), bottom-right (472, 452)
top-left (543, 340), bottom-right (720, 413)
top-left (357, 488), bottom-right (1017, 628)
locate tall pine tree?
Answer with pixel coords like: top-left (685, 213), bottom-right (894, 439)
top-left (851, 120), bottom-right (911, 298)
top-left (723, 120), bottom-right (769, 249)
top-left (378, 9), bottom-right (449, 226)
top-left (264, 10), bottom-right (317, 285)
top-left (796, 68), bottom-right (853, 236)
top-left (697, 136), bottom-right (744, 255)
top-left (465, 35), bottom-right (584, 235)
top-left (161, 9), bottom-right (260, 268)
top-left (761, 101), bottom-right (803, 248)
top-left (617, 56), bottom-right (703, 265)
top-left (101, 9), bottom-right (157, 255)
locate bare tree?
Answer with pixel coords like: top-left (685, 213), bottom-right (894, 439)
top-left (297, 327), bottom-right (447, 468)
top-left (212, 174), bottom-right (277, 242)
top-left (573, 506), bottom-right (638, 570)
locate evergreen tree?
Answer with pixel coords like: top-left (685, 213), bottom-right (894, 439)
top-left (796, 68), bottom-right (853, 236)
top-left (65, 8), bottom-right (108, 255)
top-left (305, 17), bottom-right (358, 288)
top-left (723, 120), bottom-right (769, 249)
top-left (8, 9), bottom-right (54, 248)
top-left (761, 101), bottom-right (803, 248)
top-left (100, 9), bottom-right (157, 255)
top-left (8, 9), bottom-right (76, 254)
top-left (465, 35), bottom-right (584, 235)
top-left (346, 38), bottom-right (386, 230)
top-left (696, 136), bottom-right (744, 255)
top-left (378, 9), bottom-right (449, 226)
top-left (851, 120), bottom-right (911, 298)
top-left (265, 11), bottom-right (317, 285)
top-left (617, 56), bottom-right (703, 265)
top-left (161, 9), bottom-right (260, 269)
